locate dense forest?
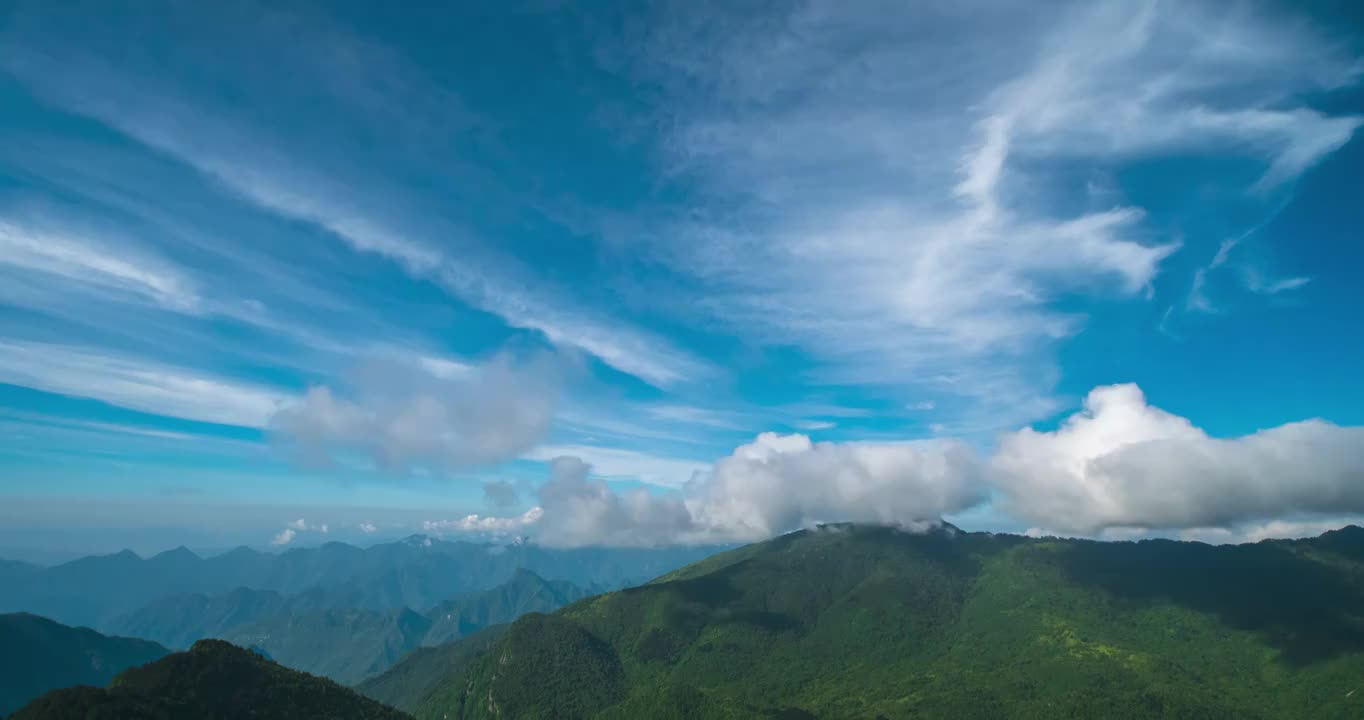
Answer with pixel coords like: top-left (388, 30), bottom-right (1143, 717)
top-left (8, 639), bottom-right (410, 720)
top-left (387, 524), bottom-right (1364, 719)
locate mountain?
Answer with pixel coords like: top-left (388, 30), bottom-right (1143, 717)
top-left (106, 585), bottom-right (362, 650)
top-left (222, 608), bottom-right (434, 685)
top-left (398, 524), bottom-right (1364, 719)
top-left (357, 626), bottom-right (507, 711)
top-left (208, 570), bottom-right (590, 684)
top-left (107, 587), bottom-right (290, 649)
top-left (8, 639), bottom-right (410, 719)
top-left (422, 568), bottom-right (595, 646)
top-left (0, 537), bottom-right (720, 630)
top-left (0, 613), bottom-right (169, 717)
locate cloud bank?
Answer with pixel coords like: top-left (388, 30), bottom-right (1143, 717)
top-left (514, 433), bottom-right (986, 547)
top-left (993, 384), bottom-right (1364, 534)
top-left (452, 384), bottom-right (1364, 547)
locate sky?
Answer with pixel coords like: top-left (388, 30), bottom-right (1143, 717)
top-left (2, 0), bottom-right (1363, 557)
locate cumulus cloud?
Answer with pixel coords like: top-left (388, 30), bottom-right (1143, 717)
top-left (422, 508), bottom-right (543, 536)
top-left (269, 518), bottom-right (330, 545)
top-left (529, 433), bottom-right (987, 547)
top-left (469, 383), bottom-right (1364, 547)
top-left (992, 384), bottom-right (1364, 534)
top-left (272, 351), bottom-right (559, 472)
top-left (358, 521), bottom-right (377, 534)
top-left (687, 433), bottom-right (988, 542)
top-left (534, 456), bottom-right (696, 547)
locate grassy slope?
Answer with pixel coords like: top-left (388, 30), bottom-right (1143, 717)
top-left (9, 639), bottom-right (411, 720)
top-left (414, 524), bottom-right (1364, 719)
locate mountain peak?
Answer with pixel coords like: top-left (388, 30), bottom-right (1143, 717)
top-left (152, 545), bottom-right (200, 562)
top-left (511, 567), bottom-right (545, 582)
top-left (401, 534), bottom-right (435, 548)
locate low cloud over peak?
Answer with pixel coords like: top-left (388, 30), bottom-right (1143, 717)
top-left (993, 384), bottom-right (1364, 534)
top-left (448, 384), bottom-right (1364, 547)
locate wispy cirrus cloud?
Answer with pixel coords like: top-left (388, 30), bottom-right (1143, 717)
top-left (602, 0), bottom-right (1360, 429)
top-left (0, 11), bottom-right (711, 389)
top-left (0, 218), bottom-right (200, 312)
top-left (0, 340), bottom-right (290, 428)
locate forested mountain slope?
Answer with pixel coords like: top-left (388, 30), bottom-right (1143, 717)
top-left (8, 639), bottom-right (410, 720)
top-left (0, 613), bottom-right (169, 717)
top-left (402, 524), bottom-right (1364, 719)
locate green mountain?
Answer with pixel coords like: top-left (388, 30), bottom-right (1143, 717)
top-left (0, 613), bottom-right (169, 717)
top-left (397, 524), bottom-right (1364, 719)
top-left (8, 639), bottom-right (410, 720)
top-left (357, 626), bottom-right (508, 711)
top-left (422, 568), bottom-right (595, 646)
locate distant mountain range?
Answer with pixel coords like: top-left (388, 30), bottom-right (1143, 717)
top-left (8, 638), bottom-right (409, 719)
top-left (0, 535), bottom-right (721, 631)
top-left (0, 613), bottom-right (169, 716)
top-left (96, 568), bottom-right (594, 684)
top-left (364, 524), bottom-right (1364, 719)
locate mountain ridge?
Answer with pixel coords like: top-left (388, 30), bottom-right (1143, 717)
top-left (397, 523), bottom-right (1364, 719)
top-left (0, 612), bottom-right (170, 716)
top-left (1, 538), bottom-right (723, 630)
top-left (8, 639), bottom-right (410, 719)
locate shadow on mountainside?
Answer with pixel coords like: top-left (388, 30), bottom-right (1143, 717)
top-left (1053, 530), bottom-right (1364, 667)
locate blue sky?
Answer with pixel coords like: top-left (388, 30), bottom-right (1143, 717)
top-left (2, 0), bottom-right (1363, 555)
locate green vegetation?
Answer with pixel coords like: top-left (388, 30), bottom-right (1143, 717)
top-left (422, 568), bottom-right (594, 646)
top-left (8, 639), bottom-right (411, 719)
top-left (404, 524), bottom-right (1364, 719)
top-left (0, 613), bottom-right (169, 716)
top-left (357, 626), bottom-right (507, 711)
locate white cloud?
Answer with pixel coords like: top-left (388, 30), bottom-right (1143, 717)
top-left (358, 521), bottom-right (377, 534)
top-left (0, 219), bottom-right (200, 312)
top-left (992, 384), bottom-right (1364, 534)
top-left (792, 419), bottom-right (835, 431)
top-left (529, 432), bottom-right (986, 547)
top-left (685, 432), bottom-right (988, 543)
top-left (0, 340), bottom-right (289, 427)
top-left (618, 0), bottom-right (1358, 429)
top-left (422, 507), bottom-right (543, 536)
top-left (1245, 270), bottom-right (1311, 295)
top-left (0, 43), bottom-right (709, 389)
top-left (270, 528), bottom-right (296, 546)
top-left (274, 352), bottom-right (560, 471)
top-left (532, 456), bottom-right (697, 547)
